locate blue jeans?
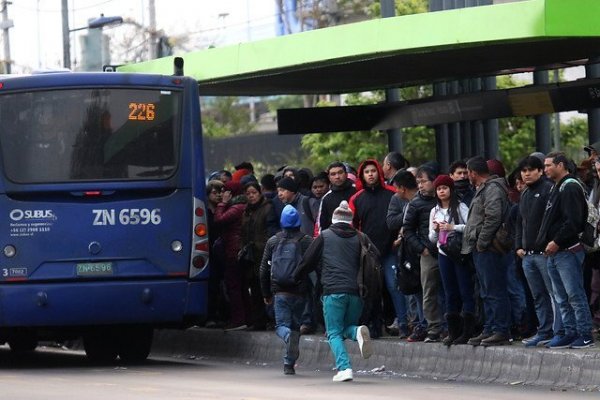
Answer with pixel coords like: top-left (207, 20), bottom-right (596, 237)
top-left (322, 293), bottom-right (363, 371)
top-left (301, 271), bottom-right (317, 327)
top-left (522, 254), bottom-right (560, 337)
top-left (506, 255), bottom-right (526, 326)
top-left (274, 294), bottom-right (305, 366)
top-left (472, 250), bottom-right (510, 335)
top-left (547, 249), bottom-right (593, 337)
top-left (383, 252), bottom-right (408, 330)
top-left (438, 253), bottom-right (475, 315)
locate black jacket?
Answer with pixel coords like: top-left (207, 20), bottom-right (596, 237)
top-left (403, 191), bottom-right (438, 256)
top-left (349, 160), bottom-right (396, 255)
top-left (293, 223), bottom-right (363, 296)
top-left (386, 195), bottom-right (409, 234)
top-left (318, 179), bottom-right (356, 232)
top-left (515, 177), bottom-right (552, 252)
top-left (259, 228), bottom-right (313, 298)
top-left (535, 174), bottom-right (587, 250)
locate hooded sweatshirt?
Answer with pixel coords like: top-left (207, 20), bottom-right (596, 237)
top-left (349, 159), bottom-right (397, 255)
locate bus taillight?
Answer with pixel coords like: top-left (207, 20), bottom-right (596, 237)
top-left (195, 242), bottom-right (209, 252)
top-left (194, 223), bottom-right (207, 237)
top-left (192, 256), bottom-right (206, 269)
top-left (190, 197), bottom-right (209, 278)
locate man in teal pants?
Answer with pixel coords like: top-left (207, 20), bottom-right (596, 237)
top-left (293, 200), bottom-right (373, 382)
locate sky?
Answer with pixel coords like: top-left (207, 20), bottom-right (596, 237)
top-left (8, 0), bottom-right (279, 72)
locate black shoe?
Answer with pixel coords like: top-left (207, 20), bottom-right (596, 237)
top-left (467, 332), bottom-right (492, 346)
top-left (407, 327), bottom-right (427, 342)
top-left (300, 324), bottom-right (314, 335)
top-left (424, 333), bottom-right (441, 343)
top-left (283, 364), bottom-right (295, 375)
top-left (480, 332), bottom-right (511, 347)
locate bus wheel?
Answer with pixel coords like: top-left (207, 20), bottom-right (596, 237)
top-left (8, 337), bottom-right (38, 353)
top-left (118, 327), bottom-right (153, 363)
top-left (83, 332), bottom-right (118, 363)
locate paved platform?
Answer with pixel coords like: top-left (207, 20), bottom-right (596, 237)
top-left (151, 328), bottom-right (600, 391)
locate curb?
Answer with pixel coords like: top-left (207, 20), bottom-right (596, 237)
top-left (151, 327), bottom-right (600, 390)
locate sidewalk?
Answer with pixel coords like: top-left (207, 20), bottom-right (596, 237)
top-left (151, 327), bottom-right (600, 391)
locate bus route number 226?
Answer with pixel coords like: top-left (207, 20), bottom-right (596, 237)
top-left (92, 208), bottom-right (161, 226)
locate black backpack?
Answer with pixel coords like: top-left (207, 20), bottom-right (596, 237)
top-left (357, 232), bottom-right (382, 300)
top-left (271, 233), bottom-right (304, 287)
top-left (356, 232), bottom-right (382, 325)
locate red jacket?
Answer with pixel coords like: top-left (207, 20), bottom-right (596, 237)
top-left (214, 198), bottom-right (246, 265)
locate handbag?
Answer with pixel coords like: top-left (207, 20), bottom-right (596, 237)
top-left (440, 230), bottom-right (464, 264)
top-left (396, 238), bottom-right (422, 295)
top-left (237, 242), bottom-right (254, 265)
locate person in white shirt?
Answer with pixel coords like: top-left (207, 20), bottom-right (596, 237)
top-left (428, 174), bottom-right (474, 346)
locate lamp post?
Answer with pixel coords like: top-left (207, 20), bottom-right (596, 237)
top-left (61, 1), bottom-right (123, 69)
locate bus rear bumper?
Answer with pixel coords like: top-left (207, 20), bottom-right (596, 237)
top-left (0, 279), bottom-right (207, 328)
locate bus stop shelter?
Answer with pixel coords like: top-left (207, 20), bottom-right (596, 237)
top-left (119, 0), bottom-right (600, 165)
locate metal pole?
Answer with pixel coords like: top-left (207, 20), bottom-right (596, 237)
top-left (483, 76), bottom-right (499, 159)
top-left (553, 70), bottom-right (561, 150)
top-left (586, 57), bottom-right (600, 145)
top-left (533, 71), bottom-right (551, 153)
top-left (381, 0), bottom-right (403, 153)
top-left (1, 0), bottom-right (11, 74)
top-left (62, 0), bottom-right (70, 69)
top-left (148, 0), bottom-right (157, 59)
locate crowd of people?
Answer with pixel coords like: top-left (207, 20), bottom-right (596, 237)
top-left (204, 144), bottom-right (600, 380)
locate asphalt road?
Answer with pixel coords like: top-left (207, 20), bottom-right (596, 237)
top-left (0, 345), bottom-right (595, 399)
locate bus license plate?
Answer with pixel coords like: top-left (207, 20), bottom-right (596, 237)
top-left (76, 262), bottom-right (113, 276)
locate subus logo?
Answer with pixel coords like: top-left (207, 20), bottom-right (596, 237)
top-left (9, 209), bottom-right (56, 221)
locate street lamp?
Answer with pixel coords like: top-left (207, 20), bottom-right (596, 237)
top-left (62, 10), bottom-right (123, 69)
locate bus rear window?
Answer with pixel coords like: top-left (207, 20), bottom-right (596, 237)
top-left (0, 88), bottom-right (182, 183)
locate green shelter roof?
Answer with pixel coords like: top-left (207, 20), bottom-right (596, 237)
top-left (118, 0), bottom-right (600, 96)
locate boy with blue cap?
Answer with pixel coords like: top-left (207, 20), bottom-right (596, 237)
top-left (260, 205), bottom-right (313, 375)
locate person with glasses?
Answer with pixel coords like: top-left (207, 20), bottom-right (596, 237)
top-left (403, 166), bottom-right (443, 343)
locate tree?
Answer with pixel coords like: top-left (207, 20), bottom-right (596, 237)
top-left (201, 97), bottom-right (255, 138)
top-left (299, 0), bottom-right (432, 172)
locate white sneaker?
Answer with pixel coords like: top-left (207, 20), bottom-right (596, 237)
top-left (356, 325), bottom-right (372, 359)
top-left (332, 368), bottom-right (353, 382)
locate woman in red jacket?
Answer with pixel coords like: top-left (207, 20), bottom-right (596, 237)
top-left (214, 181), bottom-right (248, 331)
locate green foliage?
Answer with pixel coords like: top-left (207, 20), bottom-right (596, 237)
top-left (265, 96), bottom-right (304, 113)
top-left (495, 74), bottom-right (589, 170)
top-left (369, 0), bottom-right (429, 17)
top-left (560, 117), bottom-right (588, 161)
top-left (300, 89), bottom-right (437, 171)
top-left (498, 116), bottom-right (536, 172)
top-left (201, 97), bottom-right (255, 138)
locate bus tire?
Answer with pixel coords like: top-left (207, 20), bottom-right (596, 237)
top-left (83, 332), bottom-right (118, 363)
top-left (118, 327), bottom-right (153, 363)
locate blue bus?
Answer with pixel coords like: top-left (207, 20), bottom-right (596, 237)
top-left (0, 65), bottom-right (209, 361)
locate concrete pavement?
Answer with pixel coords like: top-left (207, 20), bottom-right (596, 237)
top-left (151, 327), bottom-right (600, 391)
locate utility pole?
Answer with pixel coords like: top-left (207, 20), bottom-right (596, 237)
top-left (1, 0), bottom-right (12, 74)
top-left (148, 0), bottom-right (157, 59)
top-left (62, 0), bottom-right (70, 69)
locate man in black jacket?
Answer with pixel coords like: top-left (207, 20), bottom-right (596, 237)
top-left (349, 159), bottom-right (396, 338)
top-left (536, 152), bottom-right (594, 349)
top-left (515, 155), bottom-right (561, 347)
top-left (403, 165), bottom-right (442, 342)
top-left (316, 162), bottom-right (357, 235)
